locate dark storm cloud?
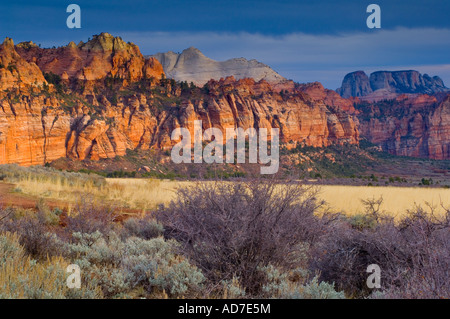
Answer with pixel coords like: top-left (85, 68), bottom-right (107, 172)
top-left (1, 1), bottom-right (449, 88)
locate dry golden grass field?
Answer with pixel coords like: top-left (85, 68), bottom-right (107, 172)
top-left (7, 175), bottom-right (450, 218)
top-left (317, 185), bottom-right (450, 217)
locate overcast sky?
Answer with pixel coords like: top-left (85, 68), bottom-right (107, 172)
top-left (1, 0), bottom-right (449, 89)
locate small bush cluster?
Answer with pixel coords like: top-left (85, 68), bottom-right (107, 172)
top-left (0, 203), bottom-right (204, 299)
top-left (0, 207), bottom-right (60, 260)
top-left (56, 232), bottom-right (204, 298)
top-left (0, 232), bottom-right (100, 299)
top-left (259, 265), bottom-right (344, 299)
top-left (121, 216), bottom-right (164, 240)
top-left (64, 197), bottom-right (119, 235)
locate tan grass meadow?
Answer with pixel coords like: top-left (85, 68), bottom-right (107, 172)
top-left (8, 173), bottom-right (450, 218)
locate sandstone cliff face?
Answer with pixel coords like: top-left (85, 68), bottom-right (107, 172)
top-left (297, 82), bottom-right (356, 113)
top-left (170, 77), bottom-right (359, 150)
top-left (0, 92), bottom-right (70, 165)
top-left (0, 73), bottom-right (359, 166)
top-left (151, 47), bottom-right (286, 86)
top-left (337, 70), bottom-right (449, 100)
top-left (0, 34), bottom-right (163, 165)
top-left (356, 94), bottom-right (450, 160)
top-left (0, 38), bottom-right (47, 91)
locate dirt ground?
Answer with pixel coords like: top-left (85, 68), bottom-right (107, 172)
top-left (0, 182), bottom-right (68, 210)
top-left (0, 182), bottom-right (146, 224)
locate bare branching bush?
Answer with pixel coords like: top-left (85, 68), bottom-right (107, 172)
top-left (121, 216), bottom-right (164, 240)
top-left (155, 180), bottom-right (324, 295)
top-left (0, 207), bottom-right (60, 260)
top-left (382, 205), bottom-right (450, 299)
top-left (312, 198), bottom-right (450, 298)
top-left (64, 197), bottom-right (119, 236)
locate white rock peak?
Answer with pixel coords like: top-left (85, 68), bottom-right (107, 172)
top-left (149, 47), bottom-right (285, 85)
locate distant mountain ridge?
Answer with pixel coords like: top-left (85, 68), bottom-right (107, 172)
top-left (337, 70), bottom-right (449, 99)
top-left (149, 47), bottom-right (285, 86)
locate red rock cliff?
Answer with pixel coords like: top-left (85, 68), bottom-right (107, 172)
top-left (356, 94), bottom-right (450, 160)
top-left (0, 77), bottom-right (359, 165)
top-left (2, 33), bottom-right (448, 166)
top-left (0, 35), bottom-right (359, 166)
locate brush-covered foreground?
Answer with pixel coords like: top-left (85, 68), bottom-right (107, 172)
top-left (0, 174), bottom-right (449, 299)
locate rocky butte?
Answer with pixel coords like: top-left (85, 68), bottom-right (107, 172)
top-left (0, 33), bottom-right (449, 166)
top-left (337, 70), bottom-right (449, 100)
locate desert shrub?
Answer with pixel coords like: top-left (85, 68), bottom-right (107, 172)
top-left (64, 197), bottom-right (119, 235)
top-left (52, 207), bottom-right (63, 216)
top-left (146, 254), bottom-right (205, 296)
top-left (0, 208), bottom-right (13, 225)
top-left (155, 180), bottom-right (324, 295)
top-left (36, 199), bottom-right (60, 226)
top-left (221, 277), bottom-right (246, 299)
top-left (14, 218), bottom-right (59, 259)
top-left (87, 265), bottom-right (130, 298)
top-left (0, 232), bottom-right (101, 299)
top-left (296, 277), bottom-right (345, 299)
top-left (0, 211), bottom-right (60, 260)
top-left (58, 231), bottom-right (204, 298)
top-left (122, 216), bottom-right (164, 240)
top-left (122, 237), bottom-right (205, 297)
top-left (260, 264), bottom-right (344, 299)
top-left (0, 232), bottom-right (24, 263)
top-left (260, 265), bottom-right (307, 298)
top-left (347, 198), bottom-right (384, 231)
top-left (348, 214), bottom-right (378, 230)
top-left (58, 231), bottom-right (135, 298)
top-left (312, 199), bottom-right (450, 299)
top-left (375, 206), bottom-right (450, 299)
top-left (1, 207), bottom-right (33, 221)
